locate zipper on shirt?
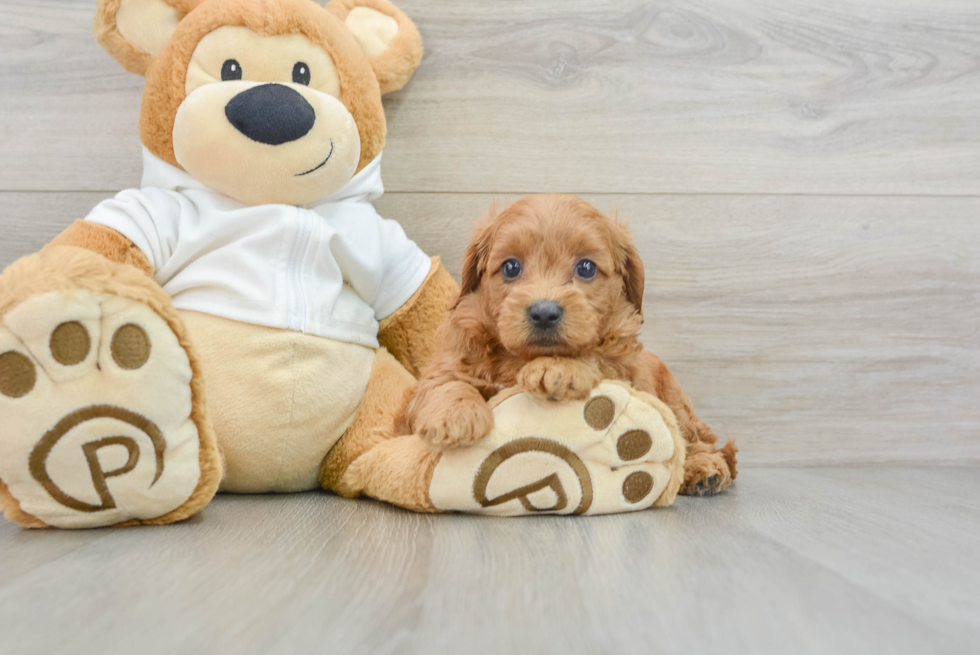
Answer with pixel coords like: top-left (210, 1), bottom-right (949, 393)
top-left (286, 207), bottom-right (313, 331)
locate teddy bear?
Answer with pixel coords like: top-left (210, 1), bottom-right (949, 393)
top-left (0, 0), bottom-right (688, 528)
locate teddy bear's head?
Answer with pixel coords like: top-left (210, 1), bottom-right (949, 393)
top-left (94, 0), bottom-right (422, 206)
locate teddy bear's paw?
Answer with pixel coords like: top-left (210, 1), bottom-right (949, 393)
top-left (428, 381), bottom-right (684, 516)
top-left (0, 290), bottom-right (208, 528)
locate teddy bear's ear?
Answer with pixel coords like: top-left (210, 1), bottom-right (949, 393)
top-left (326, 0), bottom-right (423, 95)
top-left (94, 0), bottom-right (198, 76)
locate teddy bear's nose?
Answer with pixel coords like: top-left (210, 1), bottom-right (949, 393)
top-left (224, 83), bottom-right (316, 146)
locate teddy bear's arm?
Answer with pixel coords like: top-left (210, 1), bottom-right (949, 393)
top-left (377, 257), bottom-right (459, 377)
top-left (47, 220), bottom-right (152, 274)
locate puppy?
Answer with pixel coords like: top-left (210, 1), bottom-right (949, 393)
top-left (401, 194), bottom-right (737, 496)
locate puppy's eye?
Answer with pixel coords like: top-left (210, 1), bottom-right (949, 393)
top-left (576, 259), bottom-right (597, 279)
top-left (221, 59), bottom-right (243, 81)
top-left (293, 62), bottom-right (311, 85)
top-left (501, 259), bottom-right (523, 280)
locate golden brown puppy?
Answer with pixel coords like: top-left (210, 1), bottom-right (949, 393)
top-left (401, 194), bottom-right (738, 496)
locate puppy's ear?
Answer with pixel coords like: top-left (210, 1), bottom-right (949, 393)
top-left (621, 241), bottom-right (646, 315)
top-left (327, 0), bottom-right (423, 94)
top-left (458, 238), bottom-right (485, 299)
top-left (605, 211), bottom-right (645, 315)
top-left (454, 203), bottom-right (500, 306)
top-left (94, 0), bottom-right (198, 76)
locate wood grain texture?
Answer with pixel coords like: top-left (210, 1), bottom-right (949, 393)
top-left (381, 193), bottom-right (980, 465)
top-left (2, 0), bottom-right (980, 193)
top-left (2, 191), bottom-right (977, 465)
top-left (0, 467), bottom-right (977, 654)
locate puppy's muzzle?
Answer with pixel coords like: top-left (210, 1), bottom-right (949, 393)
top-left (527, 301), bottom-right (563, 331)
top-left (225, 84), bottom-right (315, 145)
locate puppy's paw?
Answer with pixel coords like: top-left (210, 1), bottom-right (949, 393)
top-left (680, 442), bottom-right (737, 496)
top-left (517, 357), bottom-right (602, 402)
top-left (414, 390), bottom-right (494, 449)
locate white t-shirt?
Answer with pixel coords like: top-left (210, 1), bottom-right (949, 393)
top-left (84, 148), bottom-right (431, 349)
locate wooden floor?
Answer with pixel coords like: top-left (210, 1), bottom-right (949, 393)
top-left (0, 466), bottom-right (977, 654)
top-left (1, 0), bottom-right (979, 652)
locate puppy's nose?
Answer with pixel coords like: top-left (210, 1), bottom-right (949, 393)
top-left (225, 83), bottom-right (315, 145)
top-left (527, 301), bottom-right (564, 330)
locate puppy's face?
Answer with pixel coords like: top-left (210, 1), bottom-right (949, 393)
top-left (460, 195), bottom-right (645, 358)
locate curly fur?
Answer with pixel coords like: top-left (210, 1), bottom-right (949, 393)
top-left (402, 194), bottom-right (738, 496)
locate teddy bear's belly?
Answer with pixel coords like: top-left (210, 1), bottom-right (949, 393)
top-left (179, 310), bottom-right (376, 493)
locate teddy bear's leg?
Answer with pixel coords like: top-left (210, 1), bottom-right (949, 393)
top-left (0, 247), bottom-right (221, 528)
top-left (325, 369), bottom-right (689, 515)
top-left (180, 310), bottom-right (376, 494)
top-left (319, 348), bottom-right (442, 512)
top-left (425, 382), bottom-right (688, 515)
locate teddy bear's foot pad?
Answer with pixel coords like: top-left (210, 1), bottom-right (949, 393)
top-left (0, 291), bottom-right (203, 528)
top-left (429, 381), bottom-right (682, 516)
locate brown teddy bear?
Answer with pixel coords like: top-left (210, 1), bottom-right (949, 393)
top-left (0, 0), bottom-right (688, 528)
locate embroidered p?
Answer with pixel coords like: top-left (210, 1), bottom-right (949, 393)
top-left (29, 405), bottom-right (166, 513)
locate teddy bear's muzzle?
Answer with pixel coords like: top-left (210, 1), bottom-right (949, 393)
top-left (224, 83), bottom-right (316, 146)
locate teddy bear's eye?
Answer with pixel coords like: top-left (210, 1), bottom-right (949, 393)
top-left (292, 62), bottom-right (311, 86)
top-left (221, 59), bottom-right (242, 81)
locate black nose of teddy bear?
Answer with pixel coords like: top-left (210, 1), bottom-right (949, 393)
top-left (527, 301), bottom-right (564, 330)
top-left (225, 83), bottom-right (316, 146)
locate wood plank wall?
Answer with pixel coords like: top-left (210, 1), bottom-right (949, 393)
top-left (1, 0), bottom-right (978, 465)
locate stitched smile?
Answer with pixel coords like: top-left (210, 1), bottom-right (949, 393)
top-left (296, 141), bottom-right (334, 176)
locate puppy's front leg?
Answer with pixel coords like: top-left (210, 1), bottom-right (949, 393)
top-left (517, 357), bottom-right (603, 402)
top-left (408, 380), bottom-right (495, 449)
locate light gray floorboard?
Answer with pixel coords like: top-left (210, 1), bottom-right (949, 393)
top-left (4, 191), bottom-right (977, 465)
top-left (2, 1), bottom-right (980, 194)
top-left (0, 466), bottom-right (976, 655)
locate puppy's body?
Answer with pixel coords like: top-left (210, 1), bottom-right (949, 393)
top-left (403, 194), bottom-right (737, 496)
